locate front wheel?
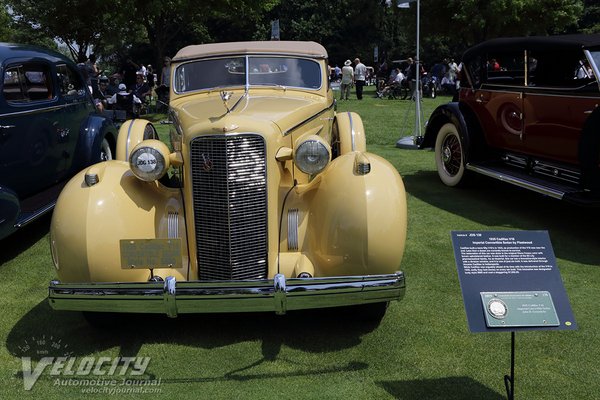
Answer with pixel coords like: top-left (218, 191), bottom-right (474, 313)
top-left (435, 122), bottom-right (466, 187)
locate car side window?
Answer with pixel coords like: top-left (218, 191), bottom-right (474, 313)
top-left (482, 51), bottom-right (525, 86)
top-left (3, 63), bottom-right (53, 103)
top-left (528, 50), bottom-right (596, 89)
top-left (56, 64), bottom-right (86, 97)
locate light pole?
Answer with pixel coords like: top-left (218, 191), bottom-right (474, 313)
top-left (395, 0), bottom-right (422, 150)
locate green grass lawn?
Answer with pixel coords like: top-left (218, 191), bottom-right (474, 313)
top-left (1, 86), bottom-right (599, 399)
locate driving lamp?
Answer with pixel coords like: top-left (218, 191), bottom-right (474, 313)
top-left (295, 136), bottom-right (331, 175)
top-left (129, 140), bottom-right (170, 181)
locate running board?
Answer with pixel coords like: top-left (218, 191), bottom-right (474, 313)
top-left (15, 202), bottom-right (56, 228)
top-left (466, 163), bottom-right (566, 199)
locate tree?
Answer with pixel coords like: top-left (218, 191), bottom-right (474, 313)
top-left (425, 0), bottom-right (584, 50)
top-left (130, 0), bottom-right (279, 83)
top-left (578, 0), bottom-right (600, 33)
top-left (7, 0), bottom-right (136, 61)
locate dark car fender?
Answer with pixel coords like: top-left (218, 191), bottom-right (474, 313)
top-left (421, 102), bottom-right (484, 163)
top-left (72, 114), bottom-right (118, 170)
top-left (0, 185), bottom-right (20, 240)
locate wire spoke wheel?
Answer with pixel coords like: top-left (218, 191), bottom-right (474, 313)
top-left (435, 123), bottom-right (466, 186)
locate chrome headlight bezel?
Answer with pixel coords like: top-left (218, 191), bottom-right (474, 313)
top-left (129, 140), bottom-right (171, 181)
top-left (294, 136), bottom-right (331, 175)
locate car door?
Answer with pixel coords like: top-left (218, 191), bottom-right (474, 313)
top-left (0, 60), bottom-right (62, 198)
top-left (463, 50), bottom-right (526, 153)
top-left (56, 63), bottom-right (93, 174)
top-left (522, 50), bottom-right (599, 164)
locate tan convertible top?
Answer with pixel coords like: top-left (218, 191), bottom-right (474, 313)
top-left (173, 41), bottom-right (328, 62)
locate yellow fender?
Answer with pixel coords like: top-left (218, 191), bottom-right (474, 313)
top-left (333, 112), bottom-right (367, 155)
top-left (50, 161), bottom-right (188, 283)
top-left (282, 152), bottom-right (407, 278)
top-left (116, 119), bottom-right (158, 161)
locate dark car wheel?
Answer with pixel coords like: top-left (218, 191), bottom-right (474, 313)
top-left (435, 122), bottom-right (466, 186)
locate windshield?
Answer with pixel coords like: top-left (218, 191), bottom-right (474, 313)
top-left (586, 50), bottom-right (600, 80)
top-left (174, 56), bottom-right (322, 93)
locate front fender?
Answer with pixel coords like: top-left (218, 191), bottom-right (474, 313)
top-left (50, 160), bottom-right (188, 283)
top-left (73, 114), bottom-right (118, 169)
top-left (0, 185), bottom-right (20, 240)
top-left (283, 152), bottom-right (407, 277)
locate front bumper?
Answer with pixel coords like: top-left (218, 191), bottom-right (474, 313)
top-left (48, 272), bottom-right (405, 317)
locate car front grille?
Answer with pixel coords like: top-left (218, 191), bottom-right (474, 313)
top-left (190, 134), bottom-right (268, 280)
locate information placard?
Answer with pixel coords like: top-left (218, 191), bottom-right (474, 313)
top-left (452, 230), bottom-right (576, 332)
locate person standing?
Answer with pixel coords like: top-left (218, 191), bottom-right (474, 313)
top-left (340, 59), bottom-right (354, 100)
top-left (406, 57), bottom-right (417, 100)
top-left (447, 58), bottom-right (459, 82)
top-left (354, 58), bottom-right (367, 100)
top-left (161, 57), bottom-right (171, 88)
top-left (85, 54), bottom-right (101, 95)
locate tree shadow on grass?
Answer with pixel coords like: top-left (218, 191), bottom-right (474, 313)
top-left (378, 377), bottom-right (504, 400)
top-left (7, 300), bottom-right (390, 383)
top-left (402, 170), bottom-right (600, 266)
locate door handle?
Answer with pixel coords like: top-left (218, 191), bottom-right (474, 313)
top-left (0, 125), bottom-right (15, 129)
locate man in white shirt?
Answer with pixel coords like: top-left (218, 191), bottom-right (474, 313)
top-left (354, 58), bottom-right (367, 100)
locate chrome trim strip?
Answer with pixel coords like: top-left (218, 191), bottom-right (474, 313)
top-left (125, 120), bottom-right (135, 159)
top-left (466, 164), bottom-right (565, 199)
top-left (348, 112), bottom-right (356, 151)
top-left (0, 103), bottom-right (72, 118)
top-left (287, 209), bottom-right (299, 251)
top-left (48, 272), bottom-right (405, 315)
top-left (15, 202), bottom-right (56, 228)
top-left (282, 102), bottom-right (335, 136)
top-left (168, 211), bottom-right (179, 238)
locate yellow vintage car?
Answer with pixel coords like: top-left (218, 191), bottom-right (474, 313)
top-left (48, 41), bottom-right (407, 320)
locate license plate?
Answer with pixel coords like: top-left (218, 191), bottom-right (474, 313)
top-left (120, 239), bottom-right (182, 269)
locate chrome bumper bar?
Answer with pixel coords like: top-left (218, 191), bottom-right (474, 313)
top-left (48, 272), bottom-right (405, 317)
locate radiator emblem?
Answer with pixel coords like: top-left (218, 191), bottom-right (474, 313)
top-left (201, 153), bottom-right (213, 172)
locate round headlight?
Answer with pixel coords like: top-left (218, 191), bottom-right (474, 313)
top-left (129, 140), bottom-right (170, 181)
top-left (295, 137), bottom-right (331, 175)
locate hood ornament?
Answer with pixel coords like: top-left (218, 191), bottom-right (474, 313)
top-left (220, 91), bottom-right (233, 113)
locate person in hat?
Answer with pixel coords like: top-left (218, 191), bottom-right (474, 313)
top-left (93, 75), bottom-right (110, 111)
top-left (107, 83), bottom-right (142, 118)
top-left (340, 59), bottom-right (354, 100)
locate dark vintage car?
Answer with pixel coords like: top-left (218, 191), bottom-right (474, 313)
top-left (0, 43), bottom-right (118, 239)
top-left (421, 34), bottom-right (600, 205)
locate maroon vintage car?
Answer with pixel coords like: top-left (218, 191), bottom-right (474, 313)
top-left (421, 34), bottom-right (600, 205)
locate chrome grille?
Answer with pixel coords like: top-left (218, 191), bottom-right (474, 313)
top-left (190, 134), bottom-right (268, 280)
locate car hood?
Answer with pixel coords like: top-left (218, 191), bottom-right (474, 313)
top-left (172, 92), bottom-right (329, 136)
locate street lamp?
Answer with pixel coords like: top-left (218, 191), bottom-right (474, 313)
top-left (395, 0), bottom-right (422, 150)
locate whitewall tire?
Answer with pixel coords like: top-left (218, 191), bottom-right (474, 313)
top-left (434, 122), bottom-right (466, 187)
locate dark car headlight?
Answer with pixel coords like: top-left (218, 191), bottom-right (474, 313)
top-left (129, 140), bottom-right (171, 181)
top-left (294, 136), bottom-right (331, 175)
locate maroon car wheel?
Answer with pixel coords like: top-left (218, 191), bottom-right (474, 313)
top-left (435, 123), bottom-right (466, 186)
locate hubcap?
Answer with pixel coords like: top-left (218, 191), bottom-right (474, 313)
top-left (441, 134), bottom-right (461, 176)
